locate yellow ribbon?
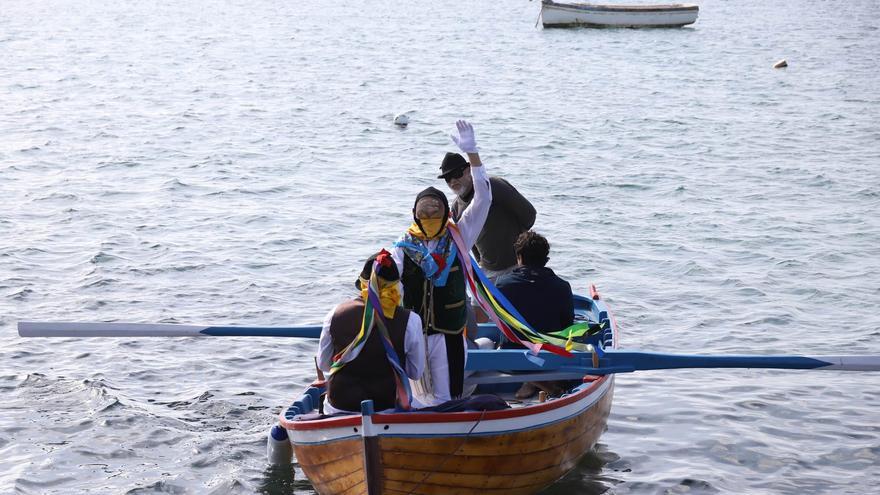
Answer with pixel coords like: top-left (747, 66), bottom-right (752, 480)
top-left (359, 277), bottom-right (401, 319)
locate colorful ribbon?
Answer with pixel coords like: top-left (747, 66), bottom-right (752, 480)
top-left (329, 261), bottom-right (413, 410)
top-left (446, 223), bottom-right (572, 358)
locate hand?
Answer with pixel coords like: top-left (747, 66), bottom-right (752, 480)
top-left (450, 120), bottom-right (478, 154)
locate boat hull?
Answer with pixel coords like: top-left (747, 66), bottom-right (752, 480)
top-left (541, 1), bottom-right (699, 28)
top-left (282, 290), bottom-right (618, 494)
top-left (287, 375), bottom-right (614, 495)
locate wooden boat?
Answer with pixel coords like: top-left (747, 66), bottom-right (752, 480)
top-left (541, 0), bottom-right (699, 28)
top-left (273, 291), bottom-right (617, 494)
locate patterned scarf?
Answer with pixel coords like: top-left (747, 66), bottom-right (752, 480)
top-left (396, 222), bottom-right (458, 287)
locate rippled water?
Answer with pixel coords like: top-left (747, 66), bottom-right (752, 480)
top-left (2, 0), bottom-right (879, 493)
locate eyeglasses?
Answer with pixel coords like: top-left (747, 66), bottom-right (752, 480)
top-left (444, 167), bottom-right (466, 181)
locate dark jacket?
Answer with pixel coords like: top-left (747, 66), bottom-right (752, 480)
top-left (452, 176), bottom-right (536, 272)
top-left (495, 266), bottom-right (574, 340)
top-left (401, 253), bottom-right (467, 335)
top-left (327, 299), bottom-right (410, 412)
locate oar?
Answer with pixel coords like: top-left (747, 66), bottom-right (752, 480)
top-left (20, 323), bottom-right (880, 372)
top-left (17, 321), bottom-right (502, 340)
top-left (17, 322), bottom-right (324, 338)
top-left (464, 349), bottom-right (880, 373)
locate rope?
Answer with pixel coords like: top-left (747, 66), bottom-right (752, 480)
top-left (405, 409), bottom-right (488, 494)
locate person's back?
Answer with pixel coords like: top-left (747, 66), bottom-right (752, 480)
top-left (317, 250), bottom-right (425, 413)
top-left (325, 298), bottom-right (411, 412)
top-left (495, 265), bottom-right (573, 337)
top-left (495, 230), bottom-right (574, 345)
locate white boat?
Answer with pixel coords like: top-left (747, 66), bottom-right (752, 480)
top-left (541, 1), bottom-right (699, 28)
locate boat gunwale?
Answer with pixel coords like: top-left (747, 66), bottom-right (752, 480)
top-left (283, 373), bottom-right (610, 431)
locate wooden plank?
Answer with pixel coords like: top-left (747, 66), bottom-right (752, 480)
top-left (309, 470), bottom-right (365, 495)
top-left (379, 390), bottom-right (612, 457)
top-left (375, 391), bottom-right (613, 492)
top-left (379, 430), bottom-right (601, 492)
top-left (465, 370), bottom-right (587, 385)
top-left (336, 479), bottom-right (367, 495)
top-left (379, 420), bottom-right (605, 476)
top-left (294, 438), bottom-right (362, 467)
top-left (295, 439), bottom-right (364, 488)
top-left (383, 476), bottom-right (558, 494)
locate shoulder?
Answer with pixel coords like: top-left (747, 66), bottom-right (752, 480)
top-left (335, 298), bottom-right (363, 313)
top-left (545, 269), bottom-right (572, 291)
top-left (495, 267), bottom-right (527, 288)
top-left (489, 176), bottom-right (514, 190)
top-left (406, 309), bottom-right (420, 324)
top-left (494, 273), bottom-right (514, 288)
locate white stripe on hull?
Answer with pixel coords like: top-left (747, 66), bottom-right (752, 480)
top-left (290, 376), bottom-right (613, 445)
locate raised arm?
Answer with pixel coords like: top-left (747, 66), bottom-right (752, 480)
top-left (451, 120), bottom-right (492, 249)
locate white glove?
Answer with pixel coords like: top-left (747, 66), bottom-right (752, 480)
top-left (450, 120), bottom-right (478, 154)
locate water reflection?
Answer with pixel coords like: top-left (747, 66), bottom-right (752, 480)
top-left (541, 444), bottom-right (622, 494)
top-left (258, 463), bottom-right (315, 495)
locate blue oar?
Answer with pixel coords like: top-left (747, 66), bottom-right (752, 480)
top-left (17, 321), bottom-right (502, 340)
top-left (464, 349), bottom-right (880, 373)
top-left (17, 321), bottom-right (324, 338)
top-left (18, 322), bottom-right (880, 372)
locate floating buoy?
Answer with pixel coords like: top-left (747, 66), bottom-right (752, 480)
top-left (773, 59), bottom-right (788, 69)
top-left (393, 113), bottom-right (410, 127)
top-left (267, 424), bottom-right (293, 465)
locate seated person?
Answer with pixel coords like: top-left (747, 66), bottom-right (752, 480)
top-left (495, 230), bottom-right (574, 398)
top-left (317, 250), bottom-right (425, 414)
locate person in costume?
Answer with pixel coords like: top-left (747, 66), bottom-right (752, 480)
top-left (390, 120), bottom-right (492, 406)
top-left (317, 250), bottom-right (425, 414)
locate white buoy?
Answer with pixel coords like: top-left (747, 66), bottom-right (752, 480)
top-left (267, 424), bottom-right (293, 465)
top-left (773, 59), bottom-right (788, 69)
top-left (393, 113), bottom-right (410, 127)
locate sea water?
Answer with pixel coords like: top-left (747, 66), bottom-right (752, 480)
top-left (2, 0), bottom-right (879, 493)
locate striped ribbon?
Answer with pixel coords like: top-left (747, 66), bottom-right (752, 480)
top-left (446, 223), bottom-right (572, 358)
top-left (329, 261), bottom-right (413, 410)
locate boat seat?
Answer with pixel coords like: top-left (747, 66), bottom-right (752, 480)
top-left (465, 370), bottom-right (587, 385)
top-left (294, 411), bottom-right (358, 421)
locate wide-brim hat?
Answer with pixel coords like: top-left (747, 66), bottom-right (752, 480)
top-left (437, 152), bottom-right (469, 179)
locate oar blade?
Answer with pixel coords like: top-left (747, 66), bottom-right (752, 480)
top-left (17, 322), bottom-right (324, 338)
top-left (18, 322), bottom-right (207, 338)
top-left (464, 350), bottom-right (880, 374)
top-left (812, 356), bottom-right (880, 372)
top-left (604, 350), bottom-right (880, 373)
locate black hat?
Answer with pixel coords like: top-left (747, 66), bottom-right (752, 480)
top-left (413, 186), bottom-right (449, 218)
top-left (437, 152), bottom-right (469, 179)
top-left (356, 249), bottom-right (399, 289)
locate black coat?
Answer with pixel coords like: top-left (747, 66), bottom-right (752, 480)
top-left (495, 266), bottom-right (574, 343)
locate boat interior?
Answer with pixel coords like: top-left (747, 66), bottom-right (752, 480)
top-left (286, 294), bottom-right (613, 420)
